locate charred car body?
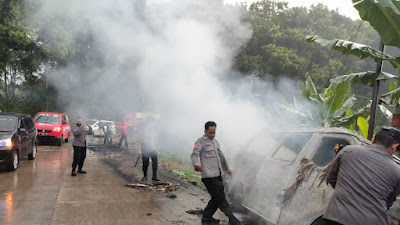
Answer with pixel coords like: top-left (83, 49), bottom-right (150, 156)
top-left (227, 128), bottom-right (377, 225)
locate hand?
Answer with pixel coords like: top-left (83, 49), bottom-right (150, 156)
top-left (227, 169), bottom-right (232, 175)
top-left (194, 165), bottom-right (203, 172)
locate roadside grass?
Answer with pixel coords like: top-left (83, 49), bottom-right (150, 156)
top-left (158, 152), bottom-right (206, 191)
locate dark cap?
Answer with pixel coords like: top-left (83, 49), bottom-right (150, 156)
top-left (379, 127), bottom-right (400, 143)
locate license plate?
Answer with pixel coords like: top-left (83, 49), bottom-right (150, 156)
top-left (40, 133), bottom-right (48, 136)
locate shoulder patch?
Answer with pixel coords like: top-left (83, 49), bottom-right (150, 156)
top-left (194, 143), bottom-right (198, 148)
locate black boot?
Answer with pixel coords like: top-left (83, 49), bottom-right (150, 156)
top-left (78, 169), bottom-right (87, 173)
top-left (152, 170), bottom-right (160, 182)
top-left (202, 217), bottom-right (220, 223)
top-left (71, 170), bottom-right (76, 176)
top-left (142, 175), bottom-right (148, 181)
top-left (228, 217), bottom-right (243, 225)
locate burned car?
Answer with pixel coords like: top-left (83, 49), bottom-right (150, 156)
top-left (227, 128), bottom-right (373, 225)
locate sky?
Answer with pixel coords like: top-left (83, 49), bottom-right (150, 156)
top-left (224, 0), bottom-right (361, 20)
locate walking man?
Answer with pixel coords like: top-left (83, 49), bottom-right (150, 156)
top-left (118, 123), bottom-right (129, 148)
top-left (314, 127), bottom-right (400, 225)
top-left (138, 118), bottom-right (160, 182)
top-left (104, 123), bottom-right (113, 144)
top-left (71, 117), bottom-right (93, 176)
top-left (191, 121), bottom-right (242, 225)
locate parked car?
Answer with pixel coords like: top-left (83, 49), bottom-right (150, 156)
top-left (0, 113), bottom-right (37, 171)
top-left (91, 120), bottom-right (116, 136)
top-left (227, 128), bottom-right (373, 225)
top-left (34, 112), bottom-right (70, 146)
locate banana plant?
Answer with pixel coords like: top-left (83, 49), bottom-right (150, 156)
top-left (277, 74), bottom-right (369, 128)
top-left (306, 0), bottom-right (400, 134)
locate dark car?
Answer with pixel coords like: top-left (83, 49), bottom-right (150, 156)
top-left (0, 113), bottom-right (37, 171)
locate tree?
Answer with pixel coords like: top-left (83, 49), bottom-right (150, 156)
top-left (306, 0), bottom-right (400, 138)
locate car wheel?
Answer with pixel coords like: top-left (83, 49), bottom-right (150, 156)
top-left (7, 151), bottom-right (19, 171)
top-left (28, 143), bottom-right (37, 160)
top-left (56, 136), bottom-right (62, 146)
top-left (65, 133), bottom-right (69, 142)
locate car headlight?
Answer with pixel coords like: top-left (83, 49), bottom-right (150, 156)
top-left (0, 138), bottom-right (12, 147)
top-left (53, 127), bottom-right (61, 132)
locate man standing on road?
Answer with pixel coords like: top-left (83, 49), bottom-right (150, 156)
top-left (71, 117), bottom-right (93, 176)
top-left (118, 122), bottom-right (129, 148)
top-left (191, 121), bottom-right (242, 225)
top-left (314, 127), bottom-right (400, 225)
top-left (138, 118), bottom-right (160, 182)
top-left (104, 123), bottom-right (113, 144)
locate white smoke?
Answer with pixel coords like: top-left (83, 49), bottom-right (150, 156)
top-left (31, 0), bottom-right (275, 154)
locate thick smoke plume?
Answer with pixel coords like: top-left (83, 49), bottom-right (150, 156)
top-left (31, 0), bottom-right (278, 153)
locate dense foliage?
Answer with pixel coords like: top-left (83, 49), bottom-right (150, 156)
top-left (0, 0), bottom-right (392, 130)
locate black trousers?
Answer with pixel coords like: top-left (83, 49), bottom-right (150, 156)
top-left (202, 176), bottom-right (237, 222)
top-left (142, 149), bottom-right (158, 178)
top-left (104, 134), bottom-right (112, 144)
top-left (118, 135), bottom-right (128, 148)
top-left (72, 146), bottom-right (86, 171)
top-left (311, 216), bottom-right (343, 225)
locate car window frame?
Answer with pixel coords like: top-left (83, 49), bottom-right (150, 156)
top-left (304, 133), bottom-right (356, 167)
top-left (62, 115), bottom-right (67, 125)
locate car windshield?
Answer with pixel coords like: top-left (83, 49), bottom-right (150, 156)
top-left (34, 114), bottom-right (60, 124)
top-left (0, 117), bottom-right (17, 132)
top-left (272, 134), bottom-right (313, 162)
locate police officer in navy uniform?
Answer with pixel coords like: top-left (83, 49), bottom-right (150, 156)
top-left (191, 121), bottom-right (242, 225)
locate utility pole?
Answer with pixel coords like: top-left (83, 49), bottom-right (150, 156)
top-left (368, 40), bottom-right (384, 140)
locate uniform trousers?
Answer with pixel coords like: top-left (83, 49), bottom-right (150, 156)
top-left (72, 146), bottom-right (86, 171)
top-left (142, 149), bottom-right (158, 177)
top-left (311, 216), bottom-right (343, 225)
top-left (202, 176), bottom-right (237, 221)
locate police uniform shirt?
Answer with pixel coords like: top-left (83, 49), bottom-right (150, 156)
top-left (191, 135), bottom-right (229, 178)
top-left (324, 144), bottom-right (400, 225)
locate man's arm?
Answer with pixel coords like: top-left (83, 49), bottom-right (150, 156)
top-left (218, 148), bottom-right (229, 173)
top-left (387, 180), bottom-right (400, 209)
top-left (191, 141), bottom-right (202, 171)
top-left (327, 150), bottom-right (343, 188)
top-left (86, 125), bottom-right (94, 135)
top-left (73, 127), bottom-right (86, 136)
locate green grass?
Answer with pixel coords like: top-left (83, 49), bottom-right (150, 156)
top-left (158, 152), bottom-right (206, 191)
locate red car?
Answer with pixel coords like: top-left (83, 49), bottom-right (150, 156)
top-left (33, 112), bottom-right (70, 146)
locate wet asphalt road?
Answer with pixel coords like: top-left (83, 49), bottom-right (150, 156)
top-left (0, 143), bottom-right (70, 225)
top-left (0, 139), bottom-right (220, 225)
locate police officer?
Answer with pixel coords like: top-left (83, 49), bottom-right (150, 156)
top-left (313, 127), bottom-right (400, 225)
top-left (71, 117), bottom-right (93, 176)
top-left (191, 121), bottom-right (242, 225)
top-left (138, 118), bottom-right (160, 182)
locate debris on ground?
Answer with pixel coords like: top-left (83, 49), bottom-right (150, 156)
top-left (144, 213), bottom-right (152, 216)
top-left (126, 182), bottom-right (180, 193)
top-left (166, 193), bottom-right (177, 199)
top-left (185, 209), bottom-right (204, 215)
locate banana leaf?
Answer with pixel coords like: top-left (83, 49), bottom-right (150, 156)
top-left (357, 117), bottom-right (369, 139)
top-left (380, 86), bottom-right (400, 107)
top-left (330, 95), bottom-right (356, 120)
top-left (323, 82), bottom-right (351, 116)
top-left (332, 105), bottom-right (369, 127)
top-left (353, 0), bottom-right (400, 48)
top-left (306, 35), bottom-right (400, 68)
top-left (330, 71), bottom-right (399, 85)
